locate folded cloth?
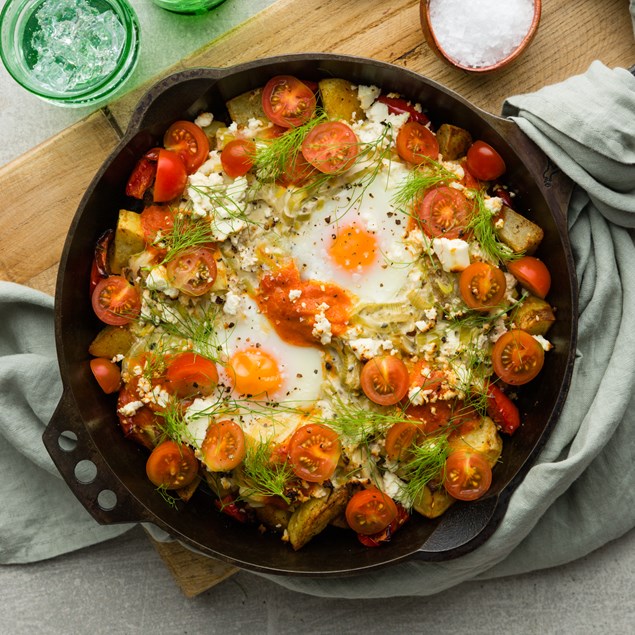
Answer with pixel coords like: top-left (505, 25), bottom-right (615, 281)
top-left (1, 62), bottom-right (634, 597)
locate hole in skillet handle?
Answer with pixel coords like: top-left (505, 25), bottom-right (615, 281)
top-left (42, 388), bottom-right (151, 525)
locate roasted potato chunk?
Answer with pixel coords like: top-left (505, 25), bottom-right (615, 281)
top-left (319, 78), bottom-right (364, 123)
top-left (226, 88), bottom-right (267, 126)
top-left (447, 416), bottom-right (503, 468)
top-left (110, 209), bottom-right (145, 274)
top-left (287, 487), bottom-right (349, 550)
top-left (495, 206), bottom-right (544, 255)
top-left (436, 123), bottom-right (473, 160)
top-left (513, 295), bottom-right (556, 335)
top-left (88, 325), bottom-right (135, 358)
top-left (413, 484), bottom-right (455, 519)
top-left (255, 505), bottom-right (292, 531)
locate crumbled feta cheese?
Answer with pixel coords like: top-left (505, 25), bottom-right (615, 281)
top-left (312, 303), bottom-right (332, 345)
top-left (145, 265), bottom-right (179, 299)
top-left (357, 84), bottom-right (381, 110)
top-left (382, 471), bottom-right (410, 506)
top-left (484, 196), bottom-right (503, 215)
top-left (433, 237), bottom-right (471, 272)
top-left (533, 334), bottom-right (553, 351)
top-left (111, 354), bottom-right (124, 363)
top-left (118, 400), bottom-right (144, 417)
top-left (194, 112), bottom-right (213, 128)
top-left (288, 289), bottom-right (302, 302)
top-left (348, 338), bottom-right (393, 361)
top-left (489, 317), bottom-right (508, 343)
top-left (223, 290), bottom-right (242, 316)
top-left (439, 329), bottom-right (462, 357)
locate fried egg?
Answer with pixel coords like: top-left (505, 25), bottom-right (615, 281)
top-left (288, 162), bottom-right (416, 304)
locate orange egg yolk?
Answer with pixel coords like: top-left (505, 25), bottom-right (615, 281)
top-left (228, 347), bottom-right (283, 397)
top-left (328, 222), bottom-right (378, 272)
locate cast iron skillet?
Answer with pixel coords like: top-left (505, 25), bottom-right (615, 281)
top-left (44, 53), bottom-right (577, 577)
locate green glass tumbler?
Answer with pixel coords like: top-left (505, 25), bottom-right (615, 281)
top-left (151, 0), bottom-right (227, 15)
top-left (0, 0), bottom-right (140, 106)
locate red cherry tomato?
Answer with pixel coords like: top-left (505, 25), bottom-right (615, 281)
top-left (466, 140), bottom-right (506, 181)
top-left (377, 96), bottom-right (430, 125)
top-left (146, 440), bottom-right (199, 490)
top-left (459, 262), bottom-right (507, 311)
top-left (201, 420), bottom-right (246, 472)
top-left (140, 205), bottom-right (175, 245)
top-left (486, 383), bottom-right (521, 435)
top-left (166, 247), bottom-right (217, 296)
top-left (163, 120), bottom-right (210, 174)
top-left (221, 138), bottom-right (256, 178)
top-left (405, 400), bottom-right (456, 435)
top-left (165, 352), bottom-right (219, 398)
top-left (91, 276), bottom-right (141, 326)
top-left (277, 151), bottom-right (317, 187)
top-left (385, 421), bottom-right (422, 461)
top-left (444, 451), bottom-right (492, 501)
top-left (507, 256), bottom-right (552, 299)
top-left (301, 121), bottom-right (359, 173)
top-left (360, 355), bottom-right (410, 406)
top-left (414, 186), bottom-right (473, 239)
top-left (153, 149), bottom-right (188, 203)
top-left (261, 75), bottom-right (316, 128)
top-left (345, 488), bottom-right (398, 535)
top-left (288, 423), bottom-right (340, 483)
top-left (492, 329), bottom-right (545, 385)
top-left (396, 121), bottom-right (439, 164)
top-left (89, 358), bottom-right (122, 394)
top-left (356, 503), bottom-right (409, 547)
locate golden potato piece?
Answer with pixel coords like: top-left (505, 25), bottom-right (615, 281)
top-left (287, 487), bottom-right (349, 550)
top-left (319, 78), bottom-right (364, 123)
top-left (413, 485), bottom-right (455, 519)
top-left (436, 123), bottom-right (473, 160)
top-left (255, 505), bottom-right (292, 531)
top-left (495, 206), bottom-right (544, 255)
top-left (226, 88), bottom-right (267, 126)
top-left (447, 416), bottom-right (503, 468)
top-left (88, 325), bottom-right (135, 359)
top-left (513, 295), bottom-right (556, 335)
top-left (110, 209), bottom-right (145, 274)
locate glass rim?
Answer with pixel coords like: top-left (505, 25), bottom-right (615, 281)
top-left (0, 0), bottom-right (141, 105)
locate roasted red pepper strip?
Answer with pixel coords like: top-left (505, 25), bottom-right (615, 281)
top-left (214, 495), bottom-right (250, 523)
top-left (125, 148), bottom-right (160, 199)
top-left (357, 504), bottom-right (409, 547)
top-left (378, 96), bottom-right (430, 125)
top-left (487, 383), bottom-right (521, 434)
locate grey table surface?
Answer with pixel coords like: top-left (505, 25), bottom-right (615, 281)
top-left (1, 1), bottom-right (634, 632)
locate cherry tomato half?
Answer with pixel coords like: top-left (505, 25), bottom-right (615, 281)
top-left (507, 256), bottom-right (552, 299)
top-left (146, 440), bottom-right (199, 490)
top-left (277, 151), bottom-right (317, 187)
top-left (396, 121), bottom-right (439, 164)
top-left (288, 423), bottom-right (340, 483)
top-left (466, 140), bottom-right (506, 181)
top-left (301, 121), bottom-right (359, 174)
top-left (91, 276), bottom-right (141, 326)
top-left (360, 355), bottom-right (410, 406)
top-left (486, 383), bottom-right (521, 435)
top-left (166, 247), bottom-right (217, 296)
top-left (153, 149), bottom-right (188, 203)
top-left (405, 400), bottom-right (456, 435)
top-left (201, 420), bottom-right (246, 472)
top-left (385, 421), bottom-right (422, 461)
top-left (492, 329), bottom-right (545, 385)
top-left (459, 262), bottom-right (507, 311)
top-left (163, 120), bottom-right (210, 174)
top-left (444, 451), bottom-right (492, 501)
top-left (165, 352), bottom-right (219, 398)
top-left (345, 488), bottom-right (398, 535)
top-left (262, 75), bottom-right (316, 128)
top-left (414, 186), bottom-right (473, 239)
top-left (89, 358), bottom-right (122, 394)
top-left (140, 205), bottom-right (175, 245)
top-left (221, 139), bottom-right (256, 178)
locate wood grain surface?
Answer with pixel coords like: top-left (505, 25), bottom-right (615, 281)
top-left (1, 0), bottom-right (632, 596)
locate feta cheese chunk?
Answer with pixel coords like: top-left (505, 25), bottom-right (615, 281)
top-left (432, 238), bottom-right (470, 272)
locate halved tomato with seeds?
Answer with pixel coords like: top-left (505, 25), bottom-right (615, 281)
top-left (288, 423), bottom-right (340, 483)
top-left (301, 121), bottom-right (359, 173)
top-left (360, 356), bottom-right (410, 406)
top-left (396, 120), bottom-right (439, 164)
top-left (444, 451), bottom-right (492, 501)
top-left (492, 329), bottom-right (545, 385)
top-left (459, 262), bottom-right (507, 311)
top-left (146, 440), bottom-right (199, 490)
top-left (164, 120), bottom-right (210, 174)
top-left (345, 488), bottom-right (398, 535)
top-left (166, 247), bottom-right (217, 296)
top-left (262, 75), bottom-right (316, 128)
top-left (414, 186), bottom-right (473, 239)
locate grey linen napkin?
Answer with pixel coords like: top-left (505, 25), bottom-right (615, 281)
top-left (1, 62), bottom-right (634, 597)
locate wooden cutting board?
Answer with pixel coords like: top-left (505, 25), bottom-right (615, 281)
top-left (1, 0), bottom-right (633, 596)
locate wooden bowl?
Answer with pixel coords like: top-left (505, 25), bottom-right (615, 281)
top-left (420, 0), bottom-right (541, 73)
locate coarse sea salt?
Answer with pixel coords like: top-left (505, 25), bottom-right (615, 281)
top-left (429, 0), bottom-right (535, 69)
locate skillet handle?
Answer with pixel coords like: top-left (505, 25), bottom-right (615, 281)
top-left (480, 112), bottom-right (573, 235)
top-left (415, 495), bottom-right (505, 559)
top-left (43, 389), bottom-right (153, 525)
